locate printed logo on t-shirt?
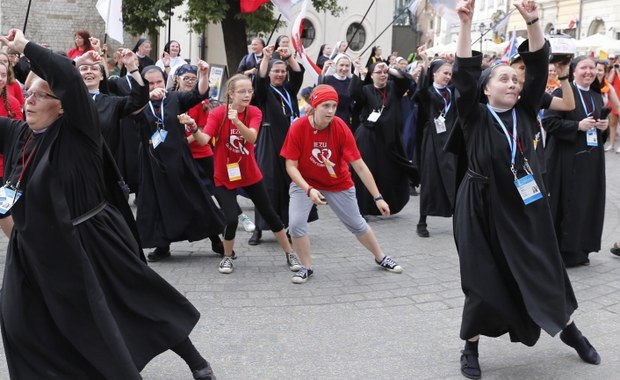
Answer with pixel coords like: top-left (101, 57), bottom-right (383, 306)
top-left (311, 141), bottom-right (335, 168)
top-left (227, 129), bottom-right (249, 155)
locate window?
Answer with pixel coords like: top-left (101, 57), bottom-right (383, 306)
top-left (346, 23), bottom-right (366, 51)
top-left (301, 19), bottom-right (316, 47)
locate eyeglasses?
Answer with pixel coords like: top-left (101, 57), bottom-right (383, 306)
top-left (26, 91), bottom-right (59, 101)
top-left (181, 76), bottom-right (197, 82)
top-left (235, 89), bottom-right (254, 95)
top-left (78, 64), bottom-right (101, 72)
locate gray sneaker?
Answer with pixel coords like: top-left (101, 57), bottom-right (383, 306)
top-left (286, 252), bottom-right (302, 272)
top-left (292, 267), bottom-right (313, 284)
top-left (376, 255), bottom-right (403, 273)
top-left (218, 256), bottom-right (234, 274)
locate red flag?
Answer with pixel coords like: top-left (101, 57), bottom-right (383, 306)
top-left (240, 0), bottom-right (270, 13)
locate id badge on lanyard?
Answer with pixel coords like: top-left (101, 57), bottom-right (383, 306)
top-left (151, 129), bottom-right (168, 149)
top-left (434, 115), bottom-right (446, 133)
top-left (227, 162), bottom-right (242, 181)
top-left (514, 174), bottom-right (543, 205)
top-left (586, 127), bottom-right (598, 147)
top-left (0, 185), bottom-right (22, 214)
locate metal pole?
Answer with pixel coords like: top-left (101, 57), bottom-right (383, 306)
top-left (266, 14), bottom-right (283, 45)
top-left (359, 5), bottom-right (409, 57)
top-left (345, 0), bottom-right (376, 53)
top-left (23, 0), bottom-right (33, 33)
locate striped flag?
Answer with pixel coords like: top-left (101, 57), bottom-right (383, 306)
top-left (501, 28), bottom-right (517, 63)
top-left (290, 0), bottom-right (321, 81)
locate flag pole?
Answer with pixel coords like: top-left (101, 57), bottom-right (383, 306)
top-left (23, 0), bottom-right (33, 33)
top-left (266, 14), bottom-right (283, 45)
top-left (359, 5), bottom-right (409, 57)
top-left (344, 0), bottom-right (375, 54)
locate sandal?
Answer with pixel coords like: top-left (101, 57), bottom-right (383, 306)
top-left (460, 349), bottom-right (481, 379)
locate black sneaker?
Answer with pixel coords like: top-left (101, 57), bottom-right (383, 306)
top-left (376, 256), bottom-right (403, 273)
top-left (192, 361), bottom-right (216, 380)
top-left (286, 252), bottom-right (302, 272)
top-left (416, 223), bottom-right (430, 238)
top-left (292, 267), bottom-right (313, 284)
top-left (147, 246), bottom-right (171, 262)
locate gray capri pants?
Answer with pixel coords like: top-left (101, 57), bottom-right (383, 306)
top-left (288, 183), bottom-right (369, 238)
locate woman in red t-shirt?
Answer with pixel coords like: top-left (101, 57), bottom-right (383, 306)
top-left (280, 85), bottom-right (403, 284)
top-left (67, 30), bottom-right (95, 60)
top-left (204, 74), bottom-right (298, 275)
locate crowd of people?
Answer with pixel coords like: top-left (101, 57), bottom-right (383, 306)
top-left (2, 0), bottom-right (620, 377)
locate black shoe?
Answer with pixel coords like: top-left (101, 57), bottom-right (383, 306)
top-left (560, 325), bottom-right (601, 365)
top-left (610, 243), bottom-right (620, 256)
top-left (460, 350), bottom-right (481, 379)
top-left (192, 361), bottom-right (216, 380)
top-left (248, 229), bottom-right (262, 246)
top-left (147, 246), bottom-right (171, 262)
top-left (416, 223), bottom-right (430, 238)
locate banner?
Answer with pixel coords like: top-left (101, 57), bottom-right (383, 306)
top-left (291, 0), bottom-right (321, 82)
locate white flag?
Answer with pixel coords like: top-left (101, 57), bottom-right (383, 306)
top-left (96, 0), bottom-right (124, 44)
top-left (271, 0), bottom-right (301, 21)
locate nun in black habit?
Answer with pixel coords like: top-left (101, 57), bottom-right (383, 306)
top-left (542, 55), bottom-right (607, 267)
top-left (452, 1), bottom-right (599, 379)
top-left (413, 56), bottom-right (459, 237)
top-left (349, 59), bottom-right (417, 216)
top-left (138, 64), bottom-right (224, 261)
top-left (251, 43), bottom-right (312, 245)
top-left (0, 30), bottom-right (215, 379)
top-left (76, 49), bottom-right (147, 195)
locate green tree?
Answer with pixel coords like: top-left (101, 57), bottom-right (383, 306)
top-left (122, 0), bottom-right (344, 73)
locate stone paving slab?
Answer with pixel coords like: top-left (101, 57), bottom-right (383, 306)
top-left (1, 153), bottom-right (620, 379)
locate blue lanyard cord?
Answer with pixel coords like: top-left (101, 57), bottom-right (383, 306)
top-left (433, 86), bottom-right (452, 115)
top-left (148, 100), bottom-right (165, 129)
top-left (487, 106), bottom-right (518, 168)
top-left (575, 85), bottom-right (595, 117)
top-left (270, 85), bottom-right (295, 117)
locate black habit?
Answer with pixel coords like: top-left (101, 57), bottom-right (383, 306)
top-left (349, 72), bottom-right (417, 215)
top-left (452, 42), bottom-right (577, 346)
top-left (542, 82), bottom-right (606, 266)
top-left (137, 87), bottom-right (224, 248)
top-left (253, 67), bottom-right (303, 230)
top-left (414, 70), bottom-right (459, 217)
top-left (0, 42), bottom-right (200, 379)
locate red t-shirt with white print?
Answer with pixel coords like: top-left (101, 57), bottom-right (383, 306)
top-left (204, 104), bottom-right (263, 189)
top-left (280, 115), bottom-right (360, 192)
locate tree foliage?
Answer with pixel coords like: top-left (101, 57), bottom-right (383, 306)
top-left (122, 0), bottom-right (345, 73)
top-left (123, 0), bottom-right (345, 37)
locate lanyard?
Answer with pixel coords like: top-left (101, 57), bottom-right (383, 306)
top-left (270, 85), bottom-right (295, 118)
top-left (90, 92), bottom-right (100, 101)
top-left (575, 85), bottom-right (595, 117)
top-left (148, 100), bottom-right (165, 129)
top-left (13, 132), bottom-right (38, 190)
top-left (487, 105), bottom-right (518, 166)
top-left (433, 86), bottom-right (452, 115)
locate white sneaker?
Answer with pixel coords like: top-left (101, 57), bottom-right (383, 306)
top-left (218, 256), bottom-right (234, 274)
top-left (604, 143), bottom-right (614, 152)
top-left (238, 213), bottom-right (256, 232)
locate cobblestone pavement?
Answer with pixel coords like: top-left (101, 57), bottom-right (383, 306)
top-left (1, 154), bottom-right (620, 380)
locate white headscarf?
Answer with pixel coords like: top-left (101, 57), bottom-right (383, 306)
top-left (325, 54), bottom-right (353, 80)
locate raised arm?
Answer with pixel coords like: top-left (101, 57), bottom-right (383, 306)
top-left (1, 29), bottom-right (98, 140)
top-left (515, 0), bottom-right (543, 52)
top-left (456, 0), bottom-right (474, 59)
top-left (548, 61), bottom-right (575, 111)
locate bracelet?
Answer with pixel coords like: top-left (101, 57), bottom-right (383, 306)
top-left (526, 18), bottom-right (539, 26)
top-left (373, 194), bottom-right (384, 202)
top-left (306, 187), bottom-right (314, 197)
top-left (558, 75), bottom-right (569, 81)
top-left (129, 68), bottom-right (139, 74)
top-left (164, 65), bottom-right (170, 68)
